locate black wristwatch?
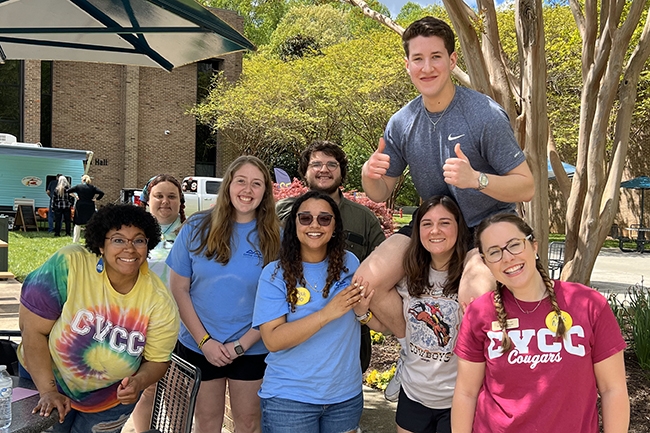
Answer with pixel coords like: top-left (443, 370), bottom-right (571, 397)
top-left (234, 340), bottom-right (245, 356)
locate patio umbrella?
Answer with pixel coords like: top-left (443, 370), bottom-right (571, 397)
top-left (547, 160), bottom-right (576, 180)
top-left (0, 0), bottom-right (255, 71)
top-left (620, 175), bottom-right (650, 228)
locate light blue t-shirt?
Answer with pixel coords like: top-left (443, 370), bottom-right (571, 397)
top-left (253, 251), bottom-right (361, 404)
top-left (384, 86), bottom-right (526, 227)
top-left (167, 215), bottom-right (267, 355)
top-left (148, 216), bottom-right (182, 287)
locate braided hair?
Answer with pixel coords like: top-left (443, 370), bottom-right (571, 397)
top-left (475, 213), bottom-right (566, 353)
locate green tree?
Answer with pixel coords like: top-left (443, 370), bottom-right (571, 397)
top-left (262, 4), bottom-right (355, 58)
top-left (197, 0), bottom-right (291, 46)
top-left (193, 29), bottom-right (417, 204)
top-left (344, 0), bottom-right (650, 284)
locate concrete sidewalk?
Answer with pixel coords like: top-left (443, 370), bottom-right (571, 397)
top-left (0, 247), bottom-right (647, 432)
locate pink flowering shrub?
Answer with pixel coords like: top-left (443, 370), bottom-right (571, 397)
top-left (273, 179), bottom-right (395, 237)
top-left (272, 178), bottom-right (309, 200)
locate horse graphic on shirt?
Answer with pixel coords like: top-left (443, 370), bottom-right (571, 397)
top-left (408, 301), bottom-right (451, 347)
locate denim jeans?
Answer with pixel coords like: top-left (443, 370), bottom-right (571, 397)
top-left (47, 403), bottom-right (135, 433)
top-left (20, 363), bottom-right (135, 433)
top-left (261, 392), bottom-right (363, 433)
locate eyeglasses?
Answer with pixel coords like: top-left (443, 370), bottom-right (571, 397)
top-left (297, 212), bottom-right (334, 227)
top-left (482, 235), bottom-right (532, 263)
top-left (308, 161), bottom-right (339, 171)
top-left (105, 236), bottom-right (149, 249)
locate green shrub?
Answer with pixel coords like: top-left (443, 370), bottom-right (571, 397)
top-left (608, 283), bottom-right (650, 370)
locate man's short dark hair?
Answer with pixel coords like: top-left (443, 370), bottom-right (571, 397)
top-left (402, 16), bottom-right (455, 58)
top-left (298, 141), bottom-right (348, 184)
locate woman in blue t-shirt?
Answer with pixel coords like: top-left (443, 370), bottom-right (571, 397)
top-left (253, 190), bottom-right (383, 433)
top-left (166, 156), bottom-right (281, 433)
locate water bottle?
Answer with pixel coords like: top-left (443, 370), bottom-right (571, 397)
top-left (0, 365), bottom-right (12, 429)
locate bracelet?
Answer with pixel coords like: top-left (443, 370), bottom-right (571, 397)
top-left (198, 333), bottom-right (211, 350)
top-left (355, 311), bottom-right (373, 325)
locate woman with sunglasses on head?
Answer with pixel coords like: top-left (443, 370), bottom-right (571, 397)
top-left (130, 173), bottom-right (186, 432)
top-left (253, 190), bottom-right (383, 433)
top-left (451, 213), bottom-right (629, 433)
top-left (392, 196), bottom-right (469, 433)
top-left (166, 156), bottom-right (280, 433)
top-left (18, 204), bottom-right (180, 432)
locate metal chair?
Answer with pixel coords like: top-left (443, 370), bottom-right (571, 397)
top-left (548, 242), bottom-right (565, 280)
top-left (147, 353), bottom-right (201, 433)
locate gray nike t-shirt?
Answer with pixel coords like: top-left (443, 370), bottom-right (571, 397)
top-left (383, 86), bottom-right (526, 227)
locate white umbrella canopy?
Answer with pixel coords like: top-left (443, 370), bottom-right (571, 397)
top-left (0, 0), bottom-right (255, 71)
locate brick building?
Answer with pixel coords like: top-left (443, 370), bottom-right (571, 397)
top-left (1, 8), bottom-right (244, 204)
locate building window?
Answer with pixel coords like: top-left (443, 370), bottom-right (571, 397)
top-left (0, 60), bottom-right (23, 140)
top-left (40, 61), bottom-right (52, 147)
top-left (195, 59), bottom-right (223, 177)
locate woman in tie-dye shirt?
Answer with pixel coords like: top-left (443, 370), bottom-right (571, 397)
top-left (18, 204), bottom-right (180, 433)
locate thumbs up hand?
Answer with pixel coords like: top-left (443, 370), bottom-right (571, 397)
top-left (443, 143), bottom-right (478, 189)
top-left (363, 138), bottom-right (391, 180)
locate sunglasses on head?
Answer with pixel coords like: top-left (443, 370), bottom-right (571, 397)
top-left (297, 212), bottom-right (334, 226)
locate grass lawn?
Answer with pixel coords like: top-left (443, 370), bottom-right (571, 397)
top-left (4, 227), bottom-right (627, 282)
top-left (549, 233), bottom-right (628, 249)
top-left (7, 231), bottom-right (75, 281)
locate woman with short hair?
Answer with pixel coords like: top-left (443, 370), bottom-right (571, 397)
top-left (18, 204), bottom-right (180, 432)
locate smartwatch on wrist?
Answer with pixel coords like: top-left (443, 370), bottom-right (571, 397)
top-left (234, 340), bottom-right (245, 356)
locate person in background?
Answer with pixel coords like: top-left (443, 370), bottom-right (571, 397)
top-left (452, 213), bottom-right (629, 433)
top-left (130, 173), bottom-right (186, 432)
top-left (46, 173), bottom-right (62, 233)
top-left (18, 204), bottom-right (180, 432)
top-left (51, 175), bottom-right (75, 237)
top-left (167, 156), bottom-right (281, 433)
top-left (254, 190), bottom-right (383, 433)
top-left (69, 175), bottom-right (104, 243)
top-left (276, 140), bottom-right (386, 372)
top-left (391, 196), bottom-right (468, 433)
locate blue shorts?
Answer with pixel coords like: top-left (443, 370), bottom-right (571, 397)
top-left (261, 392), bottom-right (363, 433)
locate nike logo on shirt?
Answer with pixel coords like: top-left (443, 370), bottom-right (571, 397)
top-left (448, 134), bottom-right (465, 141)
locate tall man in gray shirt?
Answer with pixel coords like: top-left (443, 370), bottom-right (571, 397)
top-left (359, 17), bottom-right (535, 337)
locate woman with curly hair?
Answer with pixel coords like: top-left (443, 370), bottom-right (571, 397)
top-left (390, 195), bottom-right (469, 433)
top-left (166, 155), bottom-right (280, 433)
top-left (452, 213), bottom-right (629, 433)
top-left (253, 190), bottom-right (382, 433)
top-left (18, 204), bottom-right (180, 432)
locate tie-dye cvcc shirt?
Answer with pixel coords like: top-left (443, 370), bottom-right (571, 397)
top-left (19, 245), bottom-right (180, 413)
